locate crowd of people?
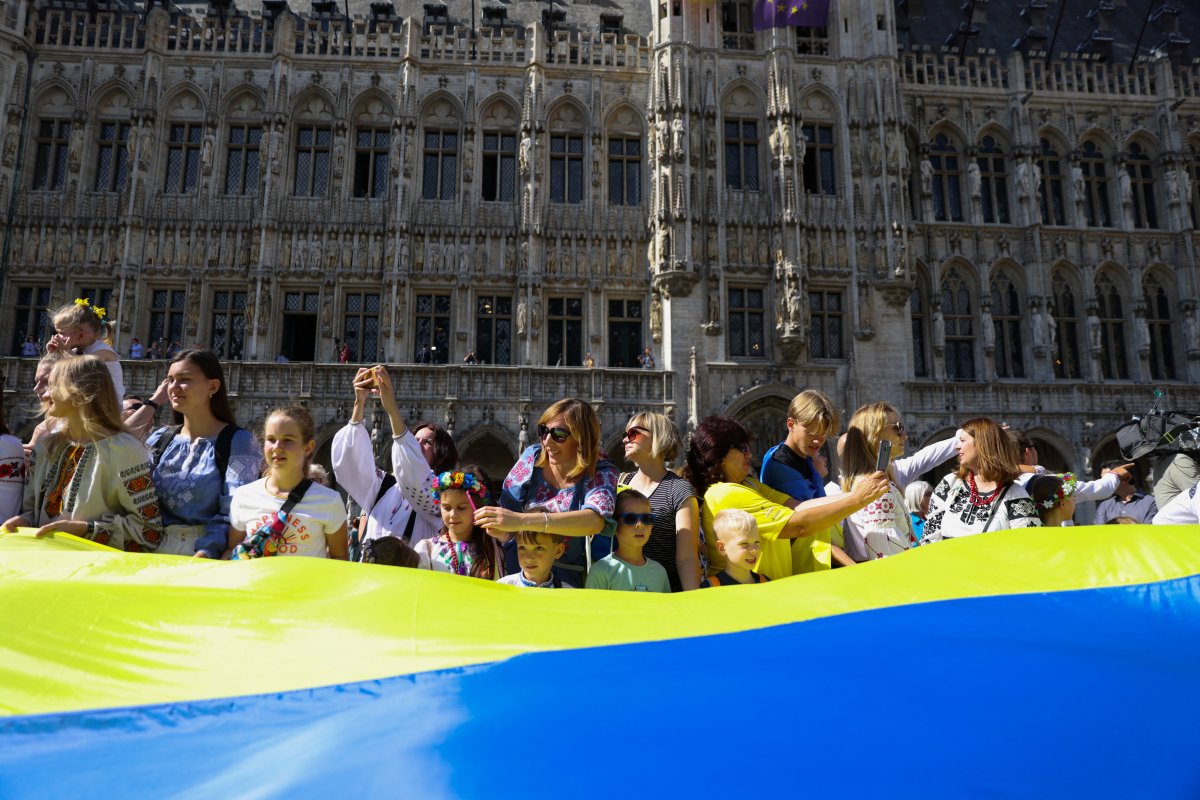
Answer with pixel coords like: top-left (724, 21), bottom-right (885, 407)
top-left (2, 297), bottom-right (1199, 592)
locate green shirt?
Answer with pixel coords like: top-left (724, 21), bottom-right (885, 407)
top-left (585, 553), bottom-right (671, 593)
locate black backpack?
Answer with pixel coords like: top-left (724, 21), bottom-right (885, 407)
top-left (1116, 411), bottom-right (1200, 461)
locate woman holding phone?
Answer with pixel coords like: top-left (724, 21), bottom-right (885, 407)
top-left (839, 402), bottom-right (960, 561)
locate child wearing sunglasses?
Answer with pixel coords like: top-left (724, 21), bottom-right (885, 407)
top-left (584, 489), bottom-right (670, 592)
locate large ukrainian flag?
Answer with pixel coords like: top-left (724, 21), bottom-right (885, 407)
top-left (1, 525), bottom-right (1199, 797)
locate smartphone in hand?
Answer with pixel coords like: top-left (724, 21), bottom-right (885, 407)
top-left (875, 439), bottom-right (893, 473)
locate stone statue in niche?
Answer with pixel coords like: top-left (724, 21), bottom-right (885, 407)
top-left (932, 305), bottom-right (945, 353)
top-left (1087, 311), bottom-right (1101, 352)
top-left (981, 307), bottom-right (995, 351)
top-left (920, 158), bottom-right (933, 195)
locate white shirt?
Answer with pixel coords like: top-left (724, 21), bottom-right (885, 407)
top-left (1014, 467), bottom-right (1119, 502)
top-left (230, 478), bottom-right (346, 558)
top-left (1153, 482), bottom-right (1200, 525)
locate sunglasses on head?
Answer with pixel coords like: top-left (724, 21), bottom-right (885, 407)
top-left (624, 426), bottom-right (648, 442)
top-left (537, 424), bottom-right (572, 444)
top-left (617, 512), bottom-right (655, 527)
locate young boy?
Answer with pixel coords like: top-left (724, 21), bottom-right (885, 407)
top-left (701, 509), bottom-right (769, 587)
top-left (497, 529), bottom-right (573, 588)
top-left (585, 489), bottom-right (670, 592)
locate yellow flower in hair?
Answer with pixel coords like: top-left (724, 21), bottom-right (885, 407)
top-left (74, 298), bottom-right (91, 307)
top-left (453, 471), bottom-right (464, 484)
top-left (93, 306), bottom-right (106, 319)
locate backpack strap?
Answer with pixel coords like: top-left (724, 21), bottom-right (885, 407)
top-left (707, 573), bottom-right (722, 587)
top-left (372, 473), bottom-right (398, 510)
top-left (400, 507), bottom-right (418, 543)
top-left (152, 425), bottom-right (183, 465)
top-left (757, 573), bottom-right (768, 584)
top-left (280, 479), bottom-right (313, 518)
top-left (214, 424), bottom-right (240, 484)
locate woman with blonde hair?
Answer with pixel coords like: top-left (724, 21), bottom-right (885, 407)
top-left (475, 397), bottom-right (617, 585)
top-left (1, 355), bottom-right (163, 550)
top-left (839, 402), bottom-right (956, 560)
top-left (619, 411), bottom-right (701, 591)
top-left (923, 417), bottom-right (1042, 540)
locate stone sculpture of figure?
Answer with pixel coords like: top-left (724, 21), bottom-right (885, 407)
top-left (708, 286), bottom-right (720, 323)
top-left (1032, 163), bottom-right (1042, 198)
top-left (981, 307), bottom-right (995, 351)
top-left (671, 116), bottom-right (685, 161)
top-left (1031, 304), bottom-right (1046, 348)
top-left (1181, 168), bottom-right (1194, 203)
top-left (201, 132), bottom-right (215, 172)
top-left (920, 158), bottom-right (934, 195)
top-left (650, 293), bottom-right (662, 341)
top-left (243, 290), bottom-right (256, 331)
top-left (655, 117), bottom-right (669, 161)
top-left (932, 305), bottom-right (946, 352)
top-left (1184, 310), bottom-right (1200, 352)
top-left (1016, 162), bottom-right (1032, 201)
top-left (270, 129), bottom-right (284, 175)
top-left (786, 276), bottom-right (803, 328)
top-left (606, 247), bottom-right (617, 275)
top-left (519, 134), bottom-right (533, 177)
top-left (1119, 169), bottom-right (1133, 206)
top-left (1045, 307), bottom-right (1057, 351)
top-left (967, 161), bottom-right (982, 200)
top-left (68, 123), bottom-right (85, 171)
top-left (1166, 169), bottom-right (1181, 203)
top-left (1087, 311), bottom-right (1102, 352)
top-left (780, 121), bottom-right (794, 164)
top-left (857, 281), bottom-right (874, 332)
top-left (257, 289), bottom-right (271, 332)
top-left (517, 297), bottom-right (527, 336)
top-left (320, 292), bottom-right (333, 331)
top-left (1071, 164), bottom-right (1085, 202)
top-left (1136, 314), bottom-right (1151, 353)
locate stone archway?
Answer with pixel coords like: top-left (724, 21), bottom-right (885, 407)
top-left (728, 394), bottom-right (791, 471)
top-left (457, 430), bottom-right (518, 499)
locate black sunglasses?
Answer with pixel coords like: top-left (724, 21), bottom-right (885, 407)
top-left (537, 424), bottom-right (572, 444)
top-left (617, 512), bottom-right (655, 527)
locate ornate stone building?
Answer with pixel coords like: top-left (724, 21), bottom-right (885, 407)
top-left (1, 0), bottom-right (1198, 487)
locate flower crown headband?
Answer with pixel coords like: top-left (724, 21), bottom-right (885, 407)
top-left (1036, 472), bottom-right (1079, 511)
top-left (74, 297), bottom-right (107, 320)
top-left (430, 470), bottom-right (491, 506)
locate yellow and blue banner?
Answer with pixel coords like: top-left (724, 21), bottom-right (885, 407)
top-left (1, 525), bottom-right (1199, 797)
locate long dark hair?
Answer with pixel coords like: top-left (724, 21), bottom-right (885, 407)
top-left (437, 463), bottom-right (499, 580)
top-left (413, 421), bottom-right (457, 473)
top-left (169, 349), bottom-right (236, 426)
top-left (683, 416), bottom-right (751, 497)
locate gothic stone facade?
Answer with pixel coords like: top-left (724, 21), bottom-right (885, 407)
top-left (1, 0), bottom-right (1199, 485)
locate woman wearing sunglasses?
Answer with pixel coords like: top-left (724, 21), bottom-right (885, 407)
top-left (619, 412), bottom-right (701, 591)
top-left (838, 402), bottom-right (958, 561)
top-left (684, 415), bottom-right (888, 581)
top-left (475, 398), bottom-right (618, 584)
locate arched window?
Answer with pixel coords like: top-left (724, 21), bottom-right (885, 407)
top-left (292, 94), bottom-right (335, 197)
top-left (977, 135), bottom-right (1009, 224)
top-left (1144, 275), bottom-right (1177, 380)
top-left (1079, 140), bottom-right (1113, 228)
top-left (724, 117), bottom-right (760, 190)
top-left (480, 100), bottom-right (519, 203)
top-left (930, 133), bottom-right (963, 222)
top-left (1038, 138), bottom-right (1066, 226)
top-left (1095, 272), bottom-right (1129, 380)
top-left (223, 92), bottom-right (263, 197)
top-left (352, 96), bottom-right (392, 199)
top-left (1126, 142), bottom-right (1158, 229)
top-left (911, 285), bottom-right (928, 378)
top-left (548, 102), bottom-right (587, 204)
top-left (93, 90), bottom-right (132, 194)
top-left (606, 105), bottom-right (644, 207)
top-left (990, 273), bottom-right (1023, 378)
top-left (163, 91), bottom-right (206, 196)
top-left (941, 268), bottom-right (974, 380)
top-left (421, 99), bottom-right (460, 201)
top-left (1051, 271), bottom-right (1082, 379)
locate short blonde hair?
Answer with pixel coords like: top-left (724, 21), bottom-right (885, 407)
top-left (628, 411), bottom-right (683, 464)
top-left (712, 508), bottom-right (758, 542)
top-left (788, 390), bottom-right (838, 438)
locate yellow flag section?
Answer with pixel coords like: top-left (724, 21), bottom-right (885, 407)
top-left (2, 524), bottom-right (1199, 717)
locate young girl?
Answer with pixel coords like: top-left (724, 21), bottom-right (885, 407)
top-left (227, 406), bottom-right (347, 559)
top-left (146, 350), bottom-right (261, 558)
top-left (46, 299), bottom-right (124, 406)
top-left (418, 467), bottom-right (504, 579)
top-left (1, 356), bottom-right (162, 550)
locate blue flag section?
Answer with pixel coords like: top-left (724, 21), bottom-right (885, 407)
top-left (3, 578), bottom-right (1200, 798)
top-left (753, 0), bottom-right (831, 31)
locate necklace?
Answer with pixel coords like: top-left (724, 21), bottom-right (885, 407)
top-left (442, 532), bottom-right (467, 575)
top-left (966, 473), bottom-right (1001, 507)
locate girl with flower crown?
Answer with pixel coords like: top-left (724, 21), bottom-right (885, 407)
top-left (45, 299), bottom-right (124, 406)
top-left (416, 466), bottom-right (505, 580)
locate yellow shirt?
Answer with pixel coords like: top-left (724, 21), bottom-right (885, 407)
top-left (701, 477), bottom-right (832, 580)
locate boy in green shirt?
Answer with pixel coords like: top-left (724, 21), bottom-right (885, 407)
top-left (585, 489), bottom-right (670, 592)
